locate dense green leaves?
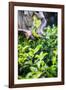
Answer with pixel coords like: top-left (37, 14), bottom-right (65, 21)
top-left (18, 22), bottom-right (58, 79)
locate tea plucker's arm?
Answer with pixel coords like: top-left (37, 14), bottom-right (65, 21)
top-left (18, 11), bottom-right (47, 39)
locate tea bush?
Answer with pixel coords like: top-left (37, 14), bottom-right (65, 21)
top-left (18, 25), bottom-right (58, 79)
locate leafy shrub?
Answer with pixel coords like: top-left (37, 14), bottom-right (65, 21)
top-left (18, 25), bottom-right (58, 79)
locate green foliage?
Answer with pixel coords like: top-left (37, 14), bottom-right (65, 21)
top-left (18, 16), bottom-right (58, 79)
top-left (32, 15), bottom-right (41, 38)
top-left (33, 15), bottom-right (41, 28)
